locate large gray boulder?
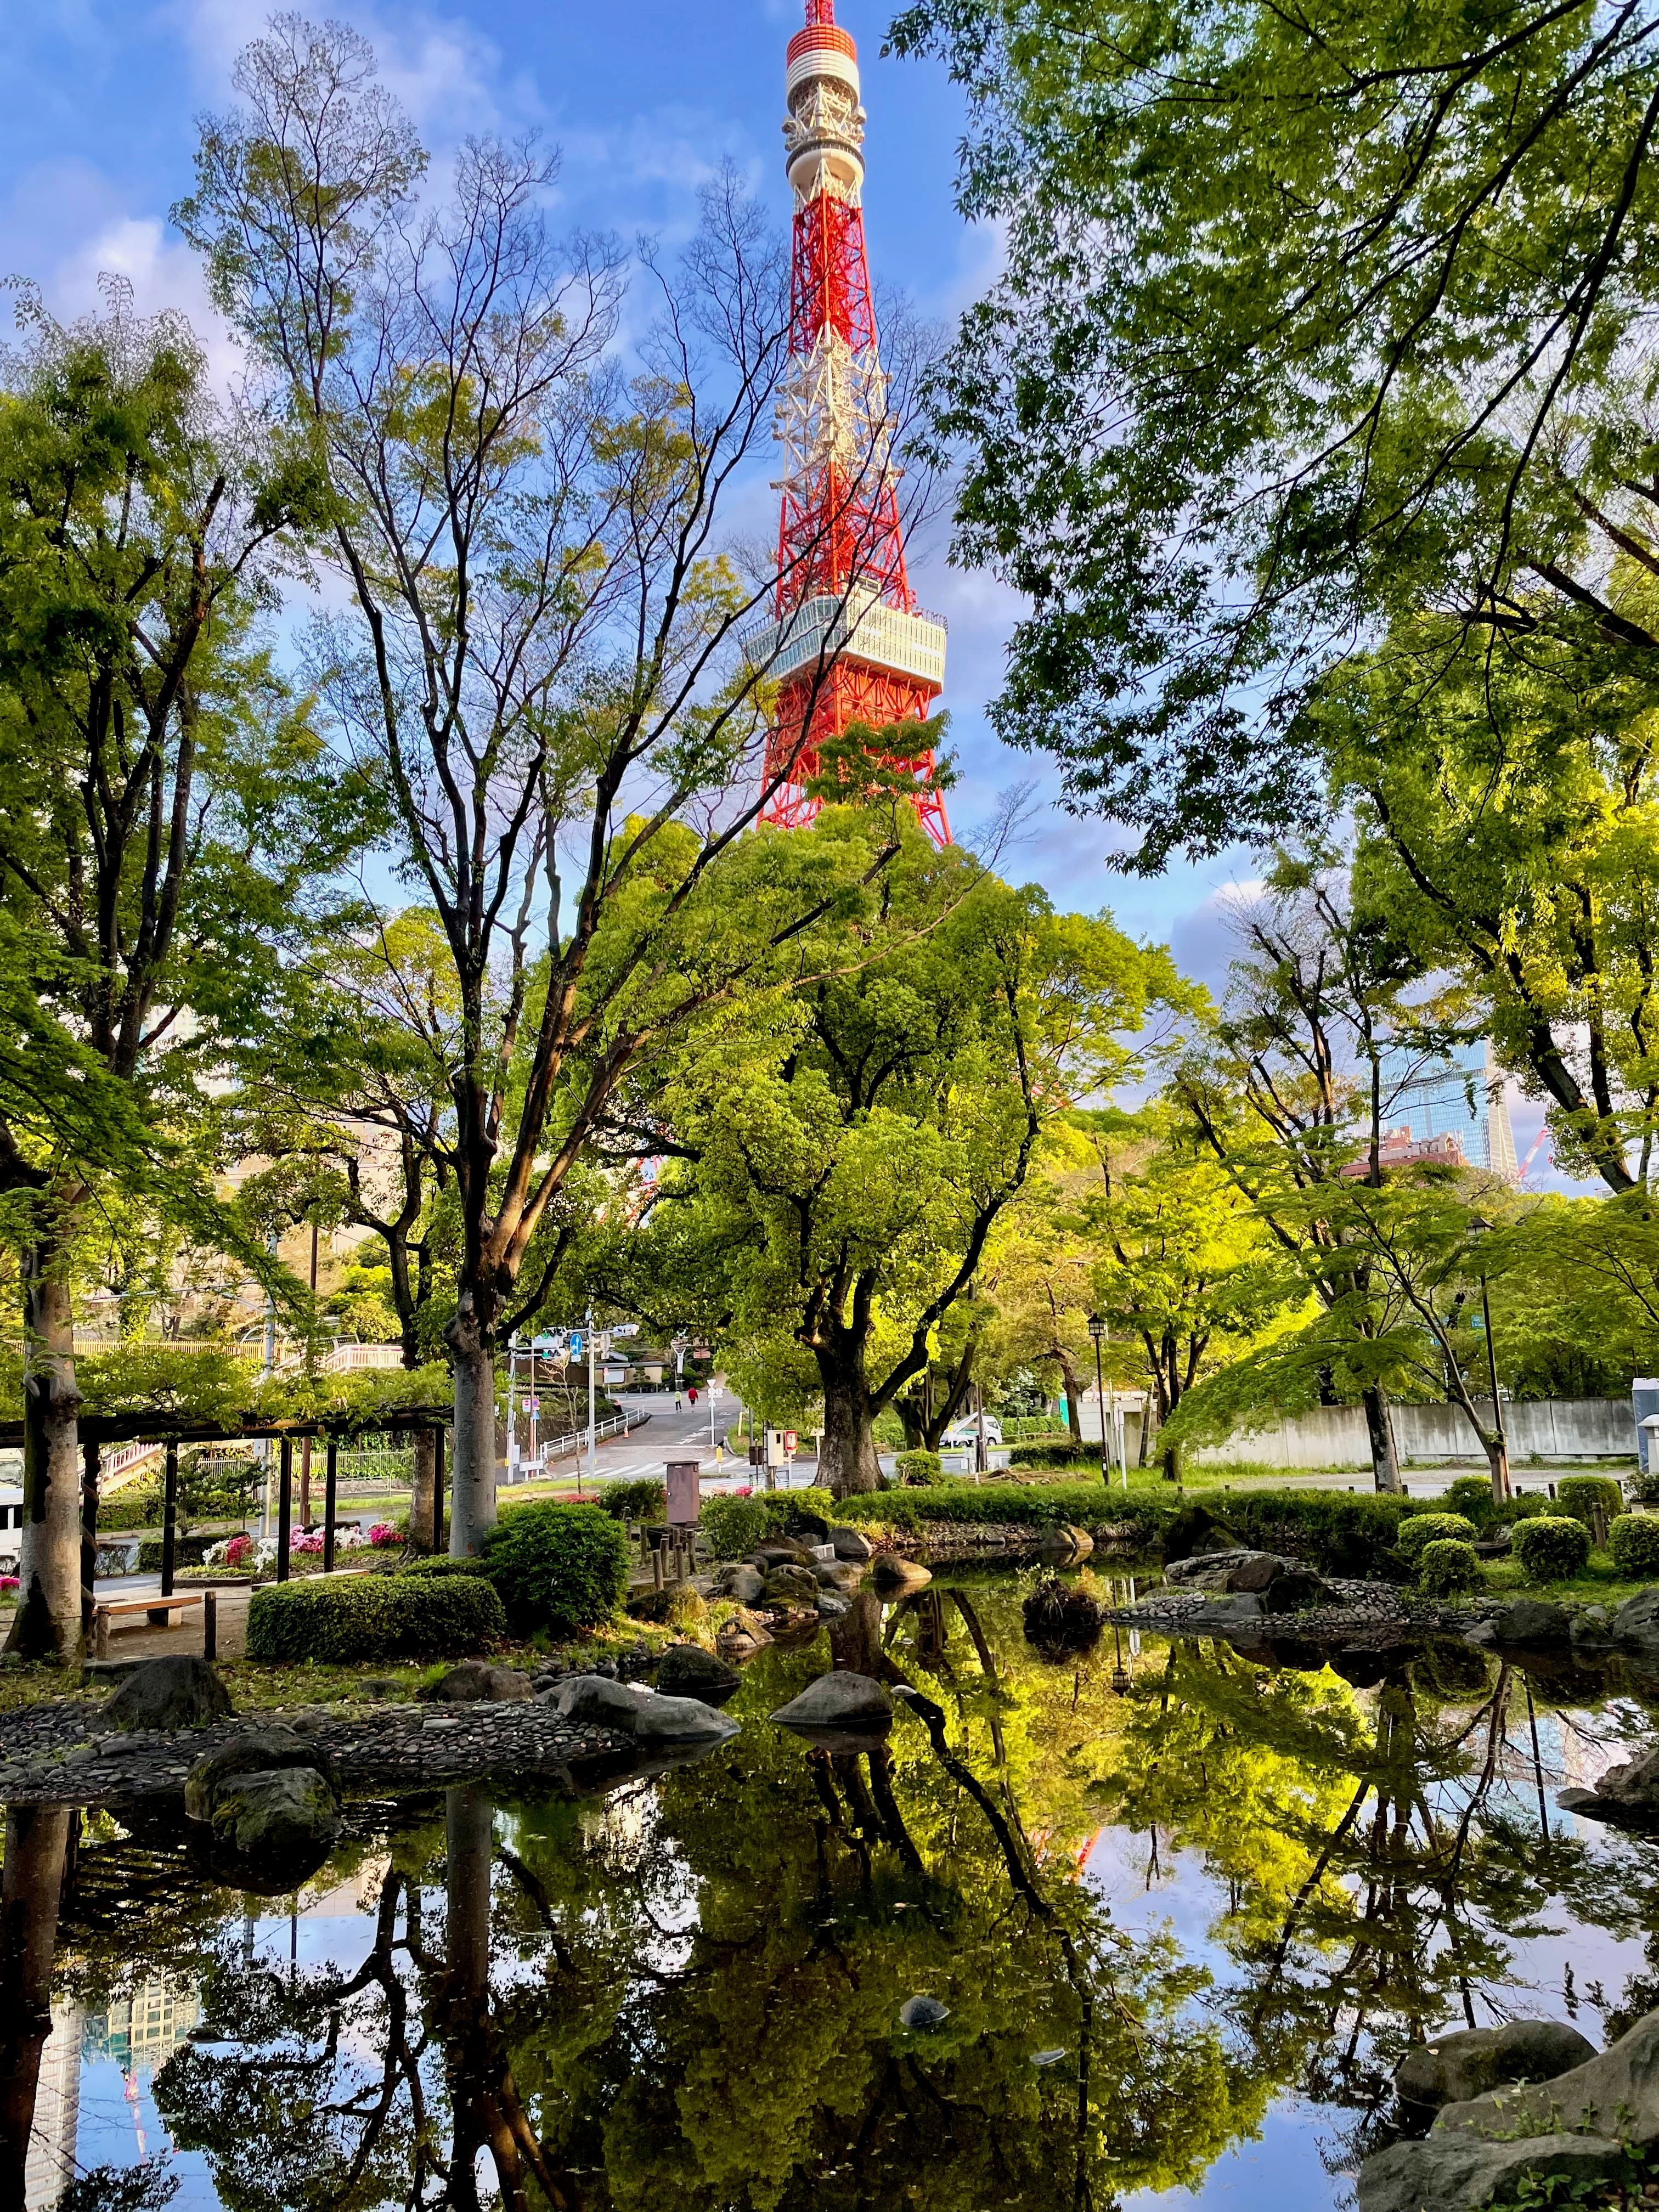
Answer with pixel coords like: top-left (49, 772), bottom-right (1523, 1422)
top-left (772, 1671), bottom-right (894, 1733)
top-left (1395, 2020), bottom-right (1598, 2109)
top-left (715, 1563), bottom-right (766, 1606)
top-left (1358, 2129), bottom-right (1624, 2212)
top-left (185, 1726), bottom-right (338, 1825)
top-left (812, 1559), bottom-right (865, 1590)
top-left (1559, 1740), bottom-right (1659, 1825)
top-left (1435, 2008), bottom-right (1659, 2146)
top-left (545, 1674), bottom-right (653, 1730)
top-left (828, 1526), bottom-right (874, 1562)
top-left (1491, 1600), bottom-right (1572, 1647)
top-left (1035, 1523), bottom-right (1095, 1564)
top-left (421, 1661), bottom-right (533, 1703)
top-left (1178, 1593), bottom-right (1266, 1632)
top-left (210, 1767), bottom-right (341, 1879)
top-left (101, 1656), bottom-right (233, 1734)
top-left (630, 1692), bottom-right (740, 1748)
top-left (1612, 1589), bottom-right (1659, 1648)
top-left (655, 1643), bottom-right (741, 1702)
top-left (1261, 1567), bottom-right (1342, 1613)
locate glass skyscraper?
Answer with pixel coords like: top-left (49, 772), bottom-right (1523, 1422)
top-left (1376, 1039), bottom-right (1520, 1180)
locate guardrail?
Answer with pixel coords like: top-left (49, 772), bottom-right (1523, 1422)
top-left (505, 1410), bottom-right (648, 1483)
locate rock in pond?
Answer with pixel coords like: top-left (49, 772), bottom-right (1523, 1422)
top-left (654, 1643), bottom-right (741, 1702)
top-left (869, 1555), bottom-right (932, 1593)
top-left (630, 1692), bottom-right (740, 1749)
top-left (1491, 1600), bottom-right (1572, 1647)
top-left (1560, 1740), bottom-right (1659, 1823)
top-left (828, 1526), bottom-right (874, 1562)
top-left (545, 1674), bottom-right (654, 1729)
top-left (715, 1608), bottom-right (772, 1662)
top-left (209, 1767), bottom-right (341, 1888)
top-left (1035, 1523), bottom-right (1095, 1564)
top-left (420, 1661), bottom-right (534, 1703)
top-left (1612, 1589), bottom-right (1659, 1648)
top-left (1395, 2019), bottom-right (1598, 2109)
top-left (185, 1726), bottom-right (340, 1825)
top-left (100, 1656), bottom-right (233, 1734)
top-left (1358, 2128), bottom-right (1624, 2212)
top-left (772, 1671), bottom-right (894, 1734)
top-left (813, 1558), bottom-right (866, 1590)
top-left (763, 1564), bottom-right (822, 1606)
top-left (715, 1563), bottom-right (766, 1606)
top-left (816, 1592), bottom-right (852, 1618)
top-left (1023, 1575), bottom-right (1104, 1650)
top-left (1434, 2007), bottom-right (1659, 2148)
top-left (898, 1995), bottom-right (950, 2031)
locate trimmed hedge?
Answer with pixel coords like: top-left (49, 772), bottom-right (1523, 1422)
top-left (1418, 1538), bottom-right (1483, 1596)
top-left (1006, 1442), bottom-right (1100, 1472)
top-left (246, 1575), bottom-right (505, 1662)
top-left (1396, 1513), bottom-right (1479, 1559)
top-left (593, 1476), bottom-right (667, 1523)
top-left (136, 1533), bottom-right (221, 1572)
top-left (895, 1450), bottom-right (943, 1486)
top-left (701, 1497), bottom-right (772, 1560)
top-left (481, 1502), bottom-right (630, 1637)
top-left (1610, 1513), bottom-right (1659, 1578)
top-left (1555, 1475), bottom-right (1626, 1528)
top-left (832, 1480), bottom-right (1424, 1577)
top-left (397, 1555), bottom-right (489, 1579)
top-left (1511, 1515), bottom-right (1592, 1582)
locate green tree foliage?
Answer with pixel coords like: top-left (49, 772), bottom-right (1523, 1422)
top-left (1308, 623), bottom-right (1659, 1191)
top-left (663, 819), bottom-right (1184, 1492)
top-left (889, 0), bottom-right (1659, 867)
top-left (0, 283), bottom-right (366, 1657)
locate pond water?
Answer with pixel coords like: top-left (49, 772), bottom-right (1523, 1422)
top-left (8, 1574), bottom-right (1659, 2212)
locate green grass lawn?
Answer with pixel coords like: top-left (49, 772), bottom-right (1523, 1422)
top-left (1475, 1553), bottom-right (1651, 1611)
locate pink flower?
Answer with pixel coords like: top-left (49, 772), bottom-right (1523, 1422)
top-left (0, 1576), bottom-right (18, 1592)
top-left (290, 1530), bottom-right (325, 1555)
top-left (225, 1534), bottom-right (254, 1567)
top-left (369, 1523), bottom-right (405, 1549)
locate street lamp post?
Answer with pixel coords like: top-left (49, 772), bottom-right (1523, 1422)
top-left (1467, 1218), bottom-right (1511, 1503)
top-left (1086, 1314), bottom-right (1110, 1485)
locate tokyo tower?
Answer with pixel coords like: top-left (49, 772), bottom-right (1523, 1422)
top-left (747, 0), bottom-right (950, 845)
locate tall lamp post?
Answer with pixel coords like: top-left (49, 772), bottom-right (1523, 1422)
top-left (1086, 1314), bottom-right (1110, 1485)
top-left (1467, 1217), bottom-right (1511, 1503)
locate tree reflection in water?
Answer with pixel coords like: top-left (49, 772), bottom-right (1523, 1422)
top-left (9, 1578), bottom-right (1659, 2209)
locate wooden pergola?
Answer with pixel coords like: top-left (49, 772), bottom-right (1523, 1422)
top-left (0, 1406), bottom-right (450, 1630)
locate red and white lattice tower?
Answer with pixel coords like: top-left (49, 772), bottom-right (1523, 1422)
top-left (748, 0), bottom-right (950, 844)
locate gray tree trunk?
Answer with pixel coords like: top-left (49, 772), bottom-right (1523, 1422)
top-left (8, 1236), bottom-right (83, 1662)
top-left (449, 1324), bottom-right (497, 1558)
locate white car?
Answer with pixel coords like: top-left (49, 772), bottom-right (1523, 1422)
top-left (939, 1417), bottom-right (1002, 1448)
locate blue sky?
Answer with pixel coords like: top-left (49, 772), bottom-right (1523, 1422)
top-left (0, 0), bottom-right (1556, 1168)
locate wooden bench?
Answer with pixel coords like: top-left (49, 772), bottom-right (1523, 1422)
top-left (93, 1591), bottom-right (206, 1660)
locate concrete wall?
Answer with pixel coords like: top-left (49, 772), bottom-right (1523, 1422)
top-left (1075, 1387), bottom-right (1637, 1468)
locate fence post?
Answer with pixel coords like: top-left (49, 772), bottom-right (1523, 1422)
top-left (324, 1438), bottom-right (338, 1573)
top-left (161, 1441), bottom-right (179, 1598)
top-left (204, 1588), bottom-right (218, 1662)
top-left (433, 1426), bottom-right (446, 1556)
top-left (276, 1437), bottom-right (293, 1583)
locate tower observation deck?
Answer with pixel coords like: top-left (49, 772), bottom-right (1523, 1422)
top-left (744, 0), bottom-right (950, 844)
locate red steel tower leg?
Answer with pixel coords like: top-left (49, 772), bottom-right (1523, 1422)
top-left (754, 2), bottom-right (950, 844)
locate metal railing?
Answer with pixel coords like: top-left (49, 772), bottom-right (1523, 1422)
top-left (505, 1410), bottom-right (647, 1483)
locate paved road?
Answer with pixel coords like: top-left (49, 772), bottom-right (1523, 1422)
top-left (522, 1392), bottom-right (826, 1493)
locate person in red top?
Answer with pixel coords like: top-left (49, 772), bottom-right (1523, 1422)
top-left (688, 1385), bottom-right (698, 1406)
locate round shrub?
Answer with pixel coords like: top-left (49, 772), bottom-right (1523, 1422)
top-left (1610, 1513), bottom-right (1659, 1578)
top-left (895, 1449), bottom-right (943, 1487)
top-left (1555, 1475), bottom-right (1626, 1528)
top-left (246, 1575), bottom-right (504, 1662)
top-left (1417, 1539), bottom-right (1483, 1596)
top-left (700, 1496), bottom-right (771, 1561)
top-left (594, 1476), bottom-right (667, 1523)
top-left (479, 1502), bottom-right (629, 1637)
top-left (1397, 1512), bottom-right (1479, 1559)
top-left (1444, 1475), bottom-right (1499, 1525)
top-left (1511, 1515), bottom-right (1592, 1583)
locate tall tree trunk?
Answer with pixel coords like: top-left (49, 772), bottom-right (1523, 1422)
top-left (1054, 1352), bottom-right (1084, 1444)
top-left (1363, 1383), bottom-right (1401, 1493)
top-left (449, 1312), bottom-right (496, 1559)
top-left (0, 1803), bottom-right (75, 2212)
top-left (8, 1228), bottom-right (83, 1663)
top-left (410, 1429), bottom-right (439, 1554)
top-left (815, 1339), bottom-right (883, 1498)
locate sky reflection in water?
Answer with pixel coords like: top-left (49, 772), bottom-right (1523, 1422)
top-left (10, 1575), bottom-right (1659, 2212)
